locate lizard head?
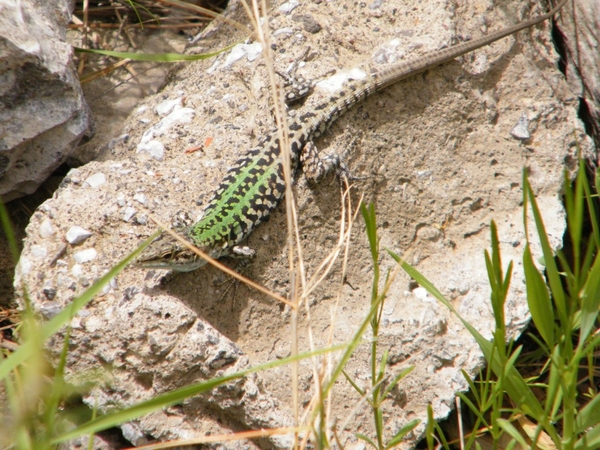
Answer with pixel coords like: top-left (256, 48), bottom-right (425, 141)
top-left (134, 230), bottom-right (208, 272)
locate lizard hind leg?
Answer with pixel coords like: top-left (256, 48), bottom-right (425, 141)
top-left (300, 141), bottom-right (341, 184)
top-left (300, 140), bottom-right (357, 185)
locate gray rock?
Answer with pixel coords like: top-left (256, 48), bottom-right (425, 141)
top-left (559, 0), bottom-right (600, 144)
top-left (0, 0), bottom-right (93, 201)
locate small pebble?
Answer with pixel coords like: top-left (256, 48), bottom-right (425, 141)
top-left (39, 219), bottom-right (55, 238)
top-left (510, 112), bottom-right (531, 140)
top-left (30, 245), bottom-right (48, 259)
top-left (39, 302), bottom-right (62, 319)
top-left (72, 264), bottom-right (83, 277)
top-left (123, 207), bottom-right (137, 222)
top-left (133, 193), bottom-right (147, 205)
top-left (66, 226), bottom-right (93, 245)
top-left (137, 140), bottom-right (165, 161)
top-left (155, 98), bottom-right (181, 116)
top-left (278, 0), bottom-right (299, 14)
top-left (42, 281), bottom-right (56, 300)
top-left (84, 173), bottom-right (106, 188)
top-left (73, 248), bottom-right (98, 264)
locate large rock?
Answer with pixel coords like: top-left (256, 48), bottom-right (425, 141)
top-left (0, 0), bottom-right (93, 201)
top-left (558, 0), bottom-right (600, 146)
top-left (14, 0), bottom-right (591, 447)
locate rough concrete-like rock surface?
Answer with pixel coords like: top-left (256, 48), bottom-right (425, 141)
top-left (0, 0), bottom-right (93, 201)
top-left (558, 0), bottom-right (600, 146)
top-left (15, 0), bottom-right (591, 447)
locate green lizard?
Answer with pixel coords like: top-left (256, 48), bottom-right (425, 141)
top-left (135, 0), bottom-right (566, 272)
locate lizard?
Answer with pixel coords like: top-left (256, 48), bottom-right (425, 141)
top-left (135, 0), bottom-right (567, 272)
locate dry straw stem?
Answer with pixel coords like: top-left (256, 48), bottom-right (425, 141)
top-left (149, 217), bottom-right (293, 306)
top-left (156, 0), bottom-right (254, 37)
top-left (142, 0), bottom-right (362, 443)
top-left (79, 58), bottom-right (132, 84)
top-left (237, 1), bottom-right (369, 444)
top-left (236, 0), bottom-right (306, 441)
top-left (128, 426), bottom-right (308, 449)
top-left (300, 184), bottom-right (361, 444)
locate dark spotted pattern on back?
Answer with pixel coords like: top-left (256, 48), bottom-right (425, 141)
top-left (137, 0), bottom-right (566, 270)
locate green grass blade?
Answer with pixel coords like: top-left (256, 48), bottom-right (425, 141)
top-left (579, 252), bottom-right (600, 345)
top-left (0, 201), bottom-right (19, 263)
top-left (342, 369), bottom-right (366, 396)
top-left (74, 42), bottom-right (240, 62)
top-left (523, 245), bottom-right (554, 348)
top-left (385, 419), bottom-right (420, 448)
top-left (381, 366), bottom-right (414, 400)
top-left (356, 433), bottom-right (378, 449)
top-left (585, 165), bottom-right (600, 249)
top-left (575, 423), bottom-right (600, 449)
top-left (387, 250), bottom-right (558, 441)
top-left (496, 418), bottom-right (528, 447)
top-left (563, 169), bottom-right (582, 275)
top-left (575, 392), bottom-right (600, 432)
top-left (522, 172), bottom-right (567, 325)
top-left (545, 345), bottom-right (562, 420)
top-left (53, 344), bottom-right (343, 443)
top-left (55, 372), bottom-right (245, 442)
top-left (425, 404), bottom-right (436, 450)
top-left (361, 202), bottom-right (379, 264)
top-left (457, 392), bottom-right (489, 429)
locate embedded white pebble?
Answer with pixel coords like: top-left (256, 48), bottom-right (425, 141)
top-left (66, 226), bottom-right (93, 245)
top-left (278, 0), bottom-right (299, 14)
top-left (30, 245), bottom-right (48, 259)
top-left (137, 140), bottom-right (165, 161)
top-left (39, 219), bottom-right (55, 238)
top-left (273, 27), bottom-right (294, 36)
top-left (224, 42), bottom-right (263, 67)
top-left (135, 214), bottom-right (148, 225)
top-left (18, 256), bottom-right (32, 276)
top-left (155, 98), bottom-right (181, 116)
top-left (57, 273), bottom-right (76, 289)
top-left (123, 207), bottom-right (137, 222)
top-left (84, 172), bottom-right (106, 188)
top-left (65, 168), bottom-right (82, 184)
top-left (39, 302), bottom-right (62, 319)
top-left (135, 105), bottom-right (149, 114)
top-left (510, 112), bottom-right (531, 140)
top-left (73, 248), bottom-right (97, 264)
top-left (133, 193), bottom-right (147, 205)
top-left (102, 277), bottom-right (118, 295)
top-left (71, 264), bottom-right (83, 277)
top-left (84, 315), bottom-right (103, 333)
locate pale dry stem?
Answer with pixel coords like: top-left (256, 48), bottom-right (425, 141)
top-left (150, 0), bottom-right (367, 444)
top-left (129, 425), bottom-right (308, 450)
top-left (148, 216), bottom-right (293, 306)
top-left (241, 0), bottom-right (305, 445)
top-left (155, 0), bottom-right (255, 37)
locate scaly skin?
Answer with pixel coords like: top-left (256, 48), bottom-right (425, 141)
top-left (135, 0), bottom-right (566, 272)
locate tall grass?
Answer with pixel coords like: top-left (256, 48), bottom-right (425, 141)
top-left (389, 161), bottom-right (600, 449)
